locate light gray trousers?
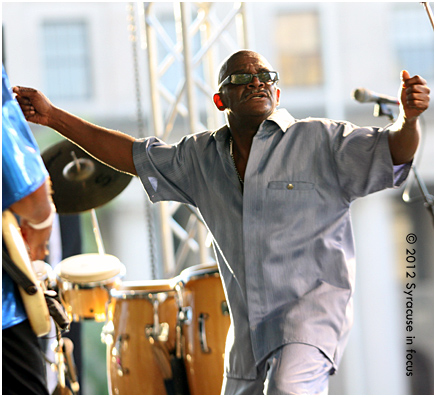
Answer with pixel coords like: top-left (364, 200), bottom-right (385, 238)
top-left (222, 343), bottom-right (333, 395)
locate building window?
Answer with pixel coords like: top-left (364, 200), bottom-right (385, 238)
top-left (42, 20), bottom-right (92, 100)
top-left (391, 4), bottom-right (434, 80)
top-left (275, 12), bottom-right (322, 87)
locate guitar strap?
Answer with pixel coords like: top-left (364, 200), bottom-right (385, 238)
top-left (2, 241), bottom-right (38, 295)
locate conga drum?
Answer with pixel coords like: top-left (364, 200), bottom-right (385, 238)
top-left (103, 280), bottom-right (179, 395)
top-left (55, 253), bottom-right (125, 322)
top-left (176, 263), bottom-right (230, 395)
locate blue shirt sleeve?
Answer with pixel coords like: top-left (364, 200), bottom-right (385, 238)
top-left (2, 65), bottom-right (48, 211)
top-left (2, 65), bottom-right (49, 329)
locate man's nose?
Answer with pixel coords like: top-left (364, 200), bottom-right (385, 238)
top-left (247, 76), bottom-right (264, 88)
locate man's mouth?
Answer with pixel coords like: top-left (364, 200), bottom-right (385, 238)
top-left (245, 91), bottom-right (268, 101)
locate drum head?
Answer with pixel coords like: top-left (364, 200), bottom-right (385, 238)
top-left (56, 254), bottom-right (124, 283)
top-left (178, 263), bottom-right (218, 284)
top-left (110, 279), bottom-right (175, 299)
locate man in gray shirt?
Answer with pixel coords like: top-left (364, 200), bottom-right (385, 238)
top-left (15, 50), bottom-right (430, 394)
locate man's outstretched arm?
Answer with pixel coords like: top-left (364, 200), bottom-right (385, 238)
top-left (13, 86), bottom-right (137, 176)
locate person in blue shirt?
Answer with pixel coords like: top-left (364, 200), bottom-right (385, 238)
top-left (14, 50), bottom-right (430, 394)
top-left (2, 65), bottom-right (54, 395)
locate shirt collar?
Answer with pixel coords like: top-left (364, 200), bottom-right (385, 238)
top-left (213, 108), bottom-right (295, 141)
top-left (265, 108), bottom-right (295, 133)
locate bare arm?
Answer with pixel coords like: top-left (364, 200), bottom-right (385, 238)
top-left (13, 87), bottom-right (137, 176)
top-left (9, 179), bottom-right (53, 261)
top-left (388, 71), bottom-right (430, 165)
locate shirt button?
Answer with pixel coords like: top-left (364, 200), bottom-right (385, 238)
top-left (287, 183), bottom-right (294, 190)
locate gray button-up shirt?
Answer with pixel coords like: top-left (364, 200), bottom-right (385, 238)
top-left (133, 108), bottom-right (410, 379)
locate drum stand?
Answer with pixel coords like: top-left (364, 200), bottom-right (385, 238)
top-left (49, 326), bottom-right (80, 395)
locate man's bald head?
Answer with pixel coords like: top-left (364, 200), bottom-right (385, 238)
top-left (217, 50), bottom-right (274, 86)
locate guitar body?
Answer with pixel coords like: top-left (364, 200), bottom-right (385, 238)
top-left (2, 210), bottom-right (51, 337)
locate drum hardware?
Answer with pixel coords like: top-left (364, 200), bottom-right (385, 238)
top-left (145, 321), bottom-right (170, 343)
top-left (177, 306), bottom-right (192, 324)
top-left (146, 295), bottom-right (174, 381)
top-left (151, 296), bottom-right (170, 342)
top-left (101, 319), bottom-right (114, 345)
top-left (50, 330), bottom-right (80, 395)
top-left (175, 320), bottom-right (184, 360)
top-left (222, 300), bottom-right (230, 316)
top-left (62, 337), bottom-right (80, 394)
top-left (198, 313), bottom-right (212, 354)
top-left (113, 334), bottom-right (130, 377)
top-left (173, 283), bottom-right (186, 360)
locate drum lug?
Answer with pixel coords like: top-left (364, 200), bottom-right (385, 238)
top-left (101, 321), bottom-right (114, 345)
top-left (145, 322), bottom-right (170, 342)
top-left (112, 334), bottom-right (130, 377)
top-left (178, 306), bottom-right (192, 324)
top-left (198, 313), bottom-right (211, 354)
top-left (221, 301), bottom-right (230, 316)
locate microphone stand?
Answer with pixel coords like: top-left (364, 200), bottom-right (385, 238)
top-left (421, 2), bottom-right (434, 30)
top-left (375, 105), bottom-right (434, 226)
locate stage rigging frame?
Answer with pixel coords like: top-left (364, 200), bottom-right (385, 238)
top-left (129, 2), bottom-right (249, 277)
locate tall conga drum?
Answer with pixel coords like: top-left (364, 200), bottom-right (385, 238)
top-left (176, 263), bottom-right (230, 395)
top-left (102, 279), bottom-right (178, 395)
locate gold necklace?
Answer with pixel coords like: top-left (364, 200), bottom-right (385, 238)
top-left (229, 137), bottom-right (244, 185)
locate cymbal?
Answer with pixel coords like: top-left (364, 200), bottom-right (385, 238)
top-left (42, 139), bottom-right (132, 214)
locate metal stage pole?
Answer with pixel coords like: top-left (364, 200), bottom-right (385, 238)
top-left (138, 2), bottom-right (248, 277)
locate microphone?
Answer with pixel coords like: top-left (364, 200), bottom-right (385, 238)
top-left (352, 87), bottom-right (400, 105)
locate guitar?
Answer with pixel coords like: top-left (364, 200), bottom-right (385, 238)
top-left (2, 210), bottom-right (51, 337)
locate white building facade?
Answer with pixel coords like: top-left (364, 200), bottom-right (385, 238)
top-left (3, 2), bottom-right (433, 394)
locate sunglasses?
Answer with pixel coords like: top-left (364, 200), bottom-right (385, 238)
top-left (218, 71), bottom-right (279, 90)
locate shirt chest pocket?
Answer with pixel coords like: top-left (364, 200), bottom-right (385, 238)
top-left (265, 181), bottom-right (316, 222)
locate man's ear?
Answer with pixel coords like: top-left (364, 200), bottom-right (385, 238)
top-left (276, 87), bottom-right (281, 106)
top-left (213, 93), bottom-right (226, 111)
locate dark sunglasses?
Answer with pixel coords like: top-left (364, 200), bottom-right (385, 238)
top-left (218, 71), bottom-right (279, 90)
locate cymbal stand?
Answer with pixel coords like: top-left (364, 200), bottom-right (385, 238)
top-left (90, 209), bottom-right (105, 254)
top-left (69, 149), bottom-right (105, 254)
top-left (403, 165), bottom-right (434, 226)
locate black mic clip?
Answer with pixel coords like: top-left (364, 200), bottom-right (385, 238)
top-left (373, 102), bottom-right (395, 122)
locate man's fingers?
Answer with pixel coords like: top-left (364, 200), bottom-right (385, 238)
top-left (13, 86), bottom-right (38, 95)
top-left (15, 95), bottom-right (32, 106)
top-left (407, 99), bottom-right (429, 109)
top-left (405, 85), bottom-right (431, 96)
top-left (403, 74), bottom-right (428, 88)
